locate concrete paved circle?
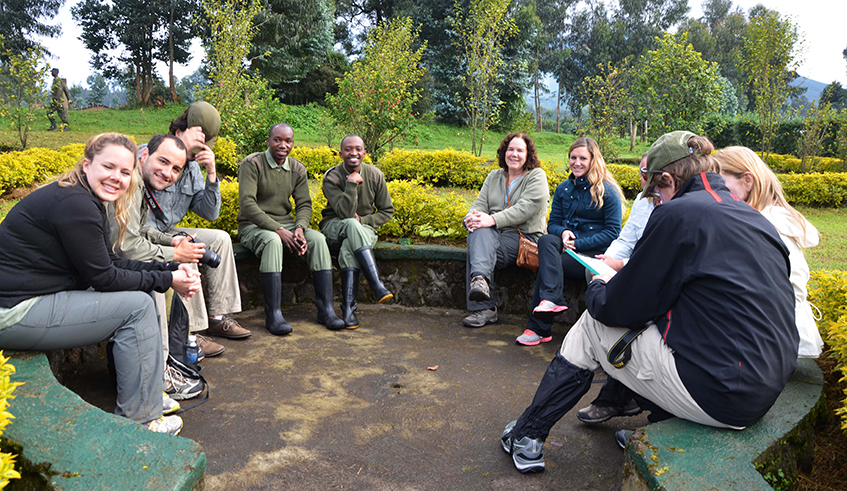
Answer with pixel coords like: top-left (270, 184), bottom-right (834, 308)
top-left (66, 303), bottom-right (650, 490)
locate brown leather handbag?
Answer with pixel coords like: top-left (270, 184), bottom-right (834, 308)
top-left (516, 228), bottom-right (538, 272)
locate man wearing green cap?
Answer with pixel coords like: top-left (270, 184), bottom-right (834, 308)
top-left (142, 102), bottom-right (251, 349)
top-left (46, 68), bottom-right (71, 131)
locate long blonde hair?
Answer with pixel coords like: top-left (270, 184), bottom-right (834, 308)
top-left (569, 137), bottom-right (625, 209)
top-left (714, 146), bottom-right (808, 244)
top-left (58, 133), bottom-right (138, 245)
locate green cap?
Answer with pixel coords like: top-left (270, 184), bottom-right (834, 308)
top-left (645, 130), bottom-right (698, 172)
top-left (187, 101), bottom-right (221, 150)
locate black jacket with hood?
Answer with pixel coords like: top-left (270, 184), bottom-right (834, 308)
top-left (585, 172), bottom-right (797, 427)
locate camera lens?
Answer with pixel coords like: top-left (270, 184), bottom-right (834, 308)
top-left (200, 249), bottom-right (221, 268)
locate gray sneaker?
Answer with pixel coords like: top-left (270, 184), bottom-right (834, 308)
top-left (468, 275), bottom-right (491, 302)
top-left (462, 307), bottom-right (498, 328)
top-left (615, 429), bottom-right (634, 449)
top-left (501, 420), bottom-right (545, 473)
top-left (577, 399), bottom-right (642, 424)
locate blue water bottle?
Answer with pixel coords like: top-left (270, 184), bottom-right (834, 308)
top-left (186, 335), bottom-right (199, 364)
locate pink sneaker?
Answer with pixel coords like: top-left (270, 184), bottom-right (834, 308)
top-left (532, 300), bottom-right (567, 317)
top-left (516, 329), bottom-right (553, 346)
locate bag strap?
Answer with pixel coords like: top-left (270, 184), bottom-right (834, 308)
top-left (505, 180), bottom-right (526, 239)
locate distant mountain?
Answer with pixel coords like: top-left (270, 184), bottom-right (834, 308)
top-left (527, 75), bottom-right (831, 116)
top-left (791, 76), bottom-right (828, 103)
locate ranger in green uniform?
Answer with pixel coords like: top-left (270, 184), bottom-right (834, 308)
top-left (320, 135), bottom-right (395, 329)
top-left (46, 68), bottom-right (71, 131)
top-left (237, 123), bottom-right (345, 334)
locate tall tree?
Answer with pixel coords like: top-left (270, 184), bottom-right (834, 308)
top-left (633, 33), bottom-right (723, 137)
top-left (73, 0), bottom-right (195, 106)
top-left (453, 0), bottom-right (516, 156)
top-left (161, 0), bottom-right (198, 102)
top-left (327, 17), bottom-right (426, 160)
top-left (250, 0), bottom-right (334, 94)
top-left (741, 8), bottom-right (800, 161)
top-left (0, 0), bottom-right (64, 60)
top-left (0, 37), bottom-right (49, 149)
top-left (86, 72), bottom-right (109, 107)
top-left (679, 0), bottom-right (747, 109)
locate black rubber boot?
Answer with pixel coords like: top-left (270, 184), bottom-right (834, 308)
top-left (260, 272), bottom-right (292, 335)
top-left (340, 268), bottom-right (360, 329)
top-left (354, 246), bottom-right (393, 303)
top-left (313, 270), bottom-right (344, 330)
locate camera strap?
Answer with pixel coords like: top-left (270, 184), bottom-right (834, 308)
top-left (142, 182), bottom-right (167, 222)
top-left (607, 324), bottom-right (651, 369)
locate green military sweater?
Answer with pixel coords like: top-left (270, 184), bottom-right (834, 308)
top-left (237, 150), bottom-right (312, 234)
top-left (319, 163), bottom-right (394, 230)
top-left (468, 167), bottom-right (549, 236)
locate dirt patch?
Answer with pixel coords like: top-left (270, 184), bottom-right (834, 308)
top-left (796, 354), bottom-right (847, 491)
top-left (2, 183), bottom-right (41, 201)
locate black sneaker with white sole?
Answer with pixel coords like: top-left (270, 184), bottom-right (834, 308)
top-left (577, 399), bottom-right (643, 424)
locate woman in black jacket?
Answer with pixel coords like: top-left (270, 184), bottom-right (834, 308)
top-left (0, 133), bottom-right (200, 435)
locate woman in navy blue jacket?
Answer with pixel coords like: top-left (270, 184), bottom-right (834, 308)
top-left (517, 137), bottom-right (624, 346)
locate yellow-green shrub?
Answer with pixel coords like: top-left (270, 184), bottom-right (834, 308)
top-left (290, 146), bottom-right (341, 179)
top-left (0, 352), bottom-right (23, 487)
top-left (761, 152), bottom-right (846, 174)
top-left (289, 146), bottom-right (374, 179)
top-left (0, 144), bottom-right (83, 194)
top-left (177, 179), bottom-right (240, 237)
top-left (808, 270), bottom-right (847, 434)
top-left (609, 164), bottom-right (642, 197)
top-left (213, 136), bottom-right (240, 177)
top-left (378, 148), bottom-right (488, 189)
top-left (779, 173), bottom-right (847, 207)
top-left (379, 180), bottom-right (468, 241)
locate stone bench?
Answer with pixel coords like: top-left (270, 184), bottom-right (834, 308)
top-left (1, 351), bottom-right (206, 490)
top-left (233, 241), bottom-right (583, 323)
top-left (622, 358), bottom-right (826, 490)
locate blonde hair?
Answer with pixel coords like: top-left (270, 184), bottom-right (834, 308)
top-left (58, 133), bottom-right (138, 245)
top-left (714, 146), bottom-right (808, 245)
top-left (569, 137), bottom-right (625, 209)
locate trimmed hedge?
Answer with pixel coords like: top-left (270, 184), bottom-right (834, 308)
top-left (0, 144), bottom-right (84, 194)
top-left (176, 178), bottom-right (470, 242)
top-left (379, 148), bottom-right (489, 189)
top-left (760, 152), bottom-right (846, 174)
top-left (808, 270), bottom-right (847, 435)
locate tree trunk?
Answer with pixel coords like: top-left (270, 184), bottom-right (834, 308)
top-left (168, 2), bottom-right (178, 103)
top-left (629, 118), bottom-right (635, 152)
top-left (533, 69), bottom-right (542, 132)
top-left (556, 87), bottom-right (561, 134)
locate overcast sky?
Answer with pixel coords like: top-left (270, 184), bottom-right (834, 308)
top-left (40, 0), bottom-right (847, 90)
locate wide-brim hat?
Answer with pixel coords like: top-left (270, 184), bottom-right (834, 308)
top-left (187, 101), bottom-right (221, 149)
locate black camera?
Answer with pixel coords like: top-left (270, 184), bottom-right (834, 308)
top-left (177, 232), bottom-right (221, 268)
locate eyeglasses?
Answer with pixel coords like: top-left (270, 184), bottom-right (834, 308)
top-left (640, 168), bottom-right (665, 180)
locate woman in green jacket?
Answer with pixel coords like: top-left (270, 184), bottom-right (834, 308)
top-left (462, 133), bottom-right (550, 328)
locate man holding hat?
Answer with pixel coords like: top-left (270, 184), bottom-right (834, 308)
top-left (140, 101), bottom-right (251, 349)
top-left (500, 131), bottom-right (797, 474)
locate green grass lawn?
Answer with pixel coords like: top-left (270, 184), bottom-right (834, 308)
top-left (2, 105), bottom-right (648, 167)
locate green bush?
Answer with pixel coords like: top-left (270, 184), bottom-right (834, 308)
top-left (289, 146), bottom-right (342, 179)
top-left (378, 148), bottom-right (488, 189)
top-left (0, 144), bottom-right (83, 194)
top-left (760, 152), bottom-right (846, 174)
top-left (177, 179), bottom-right (240, 237)
top-left (379, 180), bottom-right (468, 241)
top-left (609, 164), bottom-right (642, 198)
top-left (212, 137), bottom-right (240, 178)
top-left (808, 270), bottom-right (847, 435)
top-left (779, 173), bottom-right (847, 207)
